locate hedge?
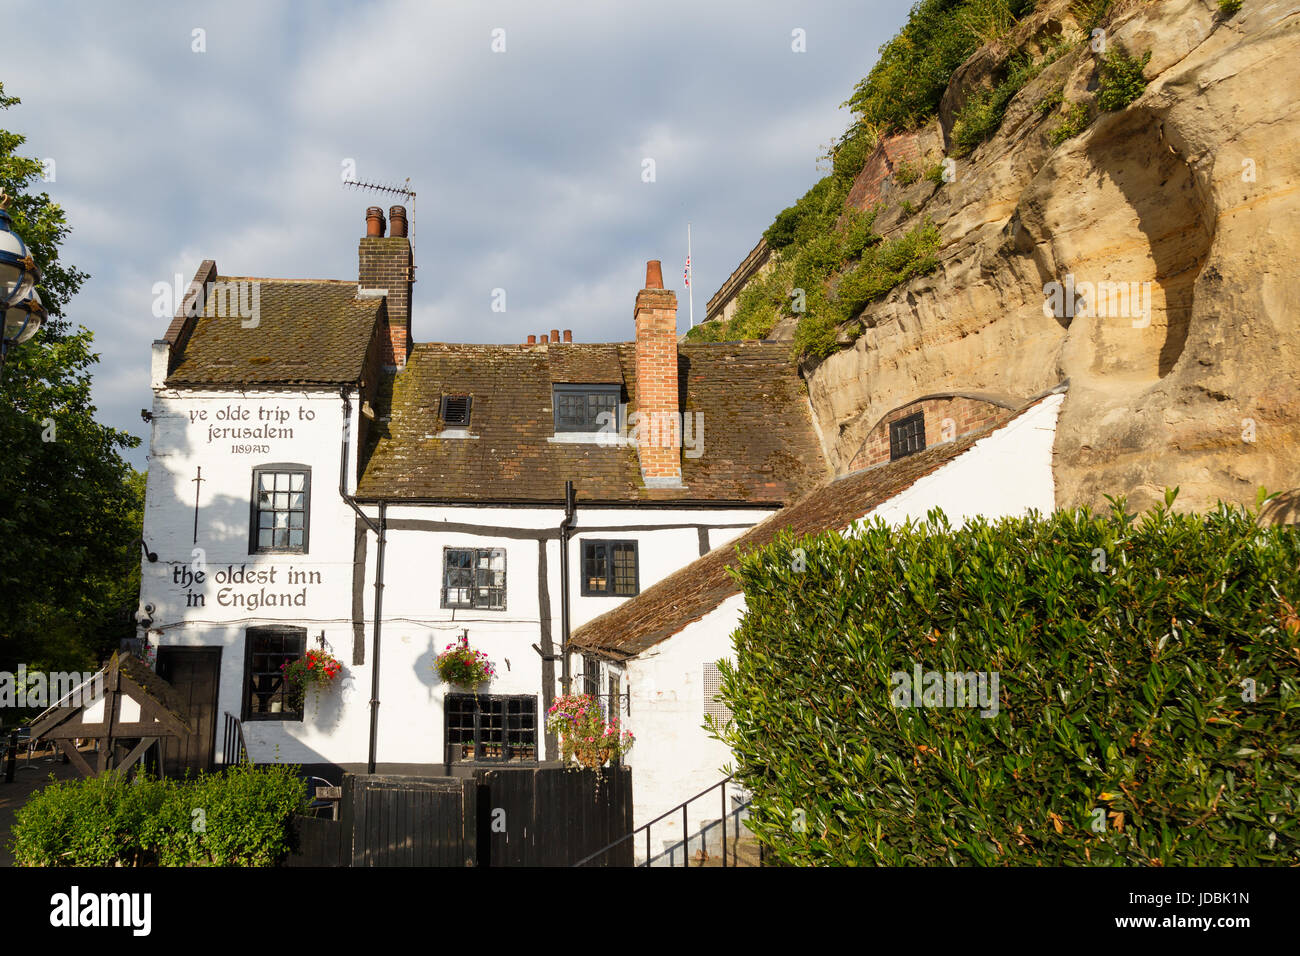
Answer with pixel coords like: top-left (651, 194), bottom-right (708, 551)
top-left (715, 494), bottom-right (1300, 865)
top-left (10, 762), bottom-right (309, 866)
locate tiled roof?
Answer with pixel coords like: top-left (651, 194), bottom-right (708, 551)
top-left (355, 340), bottom-right (827, 504)
top-left (165, 278), bottom-right (383, 386)
top-left (569, 401), bottom-right (1041, 660)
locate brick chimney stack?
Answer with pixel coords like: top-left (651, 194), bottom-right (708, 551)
top-left (359, 205), bottom-right (414, 369)
top-left (633, 259), bottom-right (682, 487)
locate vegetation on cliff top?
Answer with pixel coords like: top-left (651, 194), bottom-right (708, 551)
top-left (690, 0), bottom-right (1148, 362)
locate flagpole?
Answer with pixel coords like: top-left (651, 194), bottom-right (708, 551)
top-left (687, 223), bottom-right (695, 328)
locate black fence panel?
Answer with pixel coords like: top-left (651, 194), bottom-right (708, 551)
top-left (476, 765), bottom-right (632, 867)
top-left (285, 814), bottom-right (343, 867)
top-left (343, 774), bottom-right (476, 867)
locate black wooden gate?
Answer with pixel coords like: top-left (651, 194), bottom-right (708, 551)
top-left (476, 766), bottom-right (633, 866)
top-left (343, 774), bottom-right (477, 866)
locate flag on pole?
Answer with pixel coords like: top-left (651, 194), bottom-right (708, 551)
top-left (683, 255), bottom-right (690, 287)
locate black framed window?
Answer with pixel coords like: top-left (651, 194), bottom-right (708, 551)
top-left (441, 547), bottom-right (507, 610)
top-left (553, 384), bottom-right (621, 432)
top-left (582, 656), bottom-right (601, 696)
top-left (446, 693), bottom-right (537, 763)
top-left (440, 394), bottom-right (472, 427)
top-left (581, 540), bottom-right (639, 596)
top-left (242, 626), bottom-right (306, 721)
top-left (251, 465), bottom-right (310, 553)
top-left (889, 412), bottom-right (926, 461)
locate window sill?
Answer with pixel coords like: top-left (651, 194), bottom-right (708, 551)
top-left (431, 428), bottom-right (478, 439)
top-left (547, 433), bottom-right (632, 446)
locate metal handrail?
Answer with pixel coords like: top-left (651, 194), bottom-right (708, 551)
top-left (572, 774), bottom-right (757, 867)
top-left (221, 711), bottom-right (250, 766)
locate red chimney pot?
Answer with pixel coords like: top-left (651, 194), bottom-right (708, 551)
top-left (389, 205), bottom-right (408, 238)
top-left (563, 329), bottom-right (572, 343)
top-left (645, 260), bottom-right (664, 290)
top-left (541, 333), bottom-right (549, 344)
top-left (366, 207), bottom-right (386, 237)
top-left (527, 334), bottom-right (537, 345)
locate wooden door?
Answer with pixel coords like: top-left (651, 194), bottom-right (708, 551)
top-left (156, 647), bottom-right (222, 775)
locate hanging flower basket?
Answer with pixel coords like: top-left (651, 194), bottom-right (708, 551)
top-left (546, 694), bottom-right (634, 769)
top-left (281, 649), bottom-right (343, 707)
top-left (435, 636), bottom-right (497, 689)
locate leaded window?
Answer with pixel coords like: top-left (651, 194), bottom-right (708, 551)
top-left (889, 412), bottom-right (926, 461)
top-left (251, 466), bottom-right (310, 553)
top-left (441, 547), bottom-right (507, 610)
top-left (553, 384), bottom-right (621, 433)
top-left (243, 626), bottom-right (306, 721)
top-left (446, 693), bottom-right (537, 763)
top-left (581, 540), bottom-right (639, 596)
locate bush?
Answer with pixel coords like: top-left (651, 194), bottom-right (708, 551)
top-left (1048, 101), bottom-right (1091, 145)
top-left (10, 763), bottom-right (309, 866)
top-left (1035, 85), bottom-right (1065, 116)
top-left (1096, 46), bottom-right (1151, 112)
top-left (717, 494), bottom-right (1300, 865)
top-left (1218, 0), bottom-right (1242, 14)
top-left (893, 160), bottom-right (921, 187)
top-left (846, 0), bottom-right (1037, 133)
top-left (924, 161), bottom-right (949, 185)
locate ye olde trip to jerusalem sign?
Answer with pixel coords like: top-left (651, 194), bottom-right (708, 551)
top-left (173, 563), bottom-right (324, 611)
top-left (188, 401), bottom-right (316, 454)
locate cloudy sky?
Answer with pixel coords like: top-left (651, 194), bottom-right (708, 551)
top-left (11, 0), bottom-right (912, 468)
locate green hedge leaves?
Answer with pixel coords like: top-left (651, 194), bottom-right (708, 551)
top-left (11, 762), bottom-right (309, 866)
top-left (717, 498), bottom-right (1300, 865)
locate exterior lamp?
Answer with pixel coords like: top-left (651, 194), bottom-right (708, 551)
top-left (0, 197), bottom-right (43, 373)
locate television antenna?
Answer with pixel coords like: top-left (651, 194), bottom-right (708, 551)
top-left (343, 176), bottom-right (417, 254)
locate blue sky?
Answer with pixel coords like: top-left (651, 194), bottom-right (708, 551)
top-left (10, 0), bottom-right (913, 468)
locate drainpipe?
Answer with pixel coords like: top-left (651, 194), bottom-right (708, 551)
top-left (559, 480), bottom-right (576, 695)
top-left (367, 502), bottom-right (387, 774)
top-left (337, 388), bottom-right (385, 773)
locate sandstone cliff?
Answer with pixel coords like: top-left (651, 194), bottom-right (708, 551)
top-left (800, 0), bottom-right (1299, 520)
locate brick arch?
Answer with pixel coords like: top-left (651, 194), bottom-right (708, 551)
top-left (845, 391), bottom-right (1021, 473)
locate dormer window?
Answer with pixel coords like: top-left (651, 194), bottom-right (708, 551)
top-left (440, 394), bottom-right (472, 427)
top-left (553, 384), bottom-right (620, 433)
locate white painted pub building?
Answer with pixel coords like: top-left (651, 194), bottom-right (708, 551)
top-left (138, 205), bottom-right (825, 784)
top-left (139, 206), bottom-right (1066, 837)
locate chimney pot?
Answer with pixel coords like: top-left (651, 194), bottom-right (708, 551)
top-left (527, 334), bottom-right (537, 345)
top-left (366, 207), bottom-right (386, 237)
top-left (550, 328), bottom-right (560, 344)
top-left (645, 260), bottom-right (664, 290)
top-left (563, 329), bottom-right (572, 343)
top-left (389, 205), bottom-right (408, 238)
top-left (541, 333), bottom-right (549, 344)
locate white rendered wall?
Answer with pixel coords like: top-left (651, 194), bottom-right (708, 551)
top-left (138, 386), bottom-right (364, 766)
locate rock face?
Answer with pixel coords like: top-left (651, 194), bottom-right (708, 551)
top-left (804, 0), bottom-right (1300, 520)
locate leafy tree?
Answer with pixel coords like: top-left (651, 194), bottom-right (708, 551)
top-left (0, 83), bottom-right (143, 674)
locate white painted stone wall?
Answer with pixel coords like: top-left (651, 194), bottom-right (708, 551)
top-left (619, 394), bottom-right (1065, 845)
top-left (139, 386), bottom-right (363, 766)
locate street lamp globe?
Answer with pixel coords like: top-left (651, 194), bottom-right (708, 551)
top-left (0, 205), bottom-right (40, 309)
top-left (3, 287), bottom-right (47, 346)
